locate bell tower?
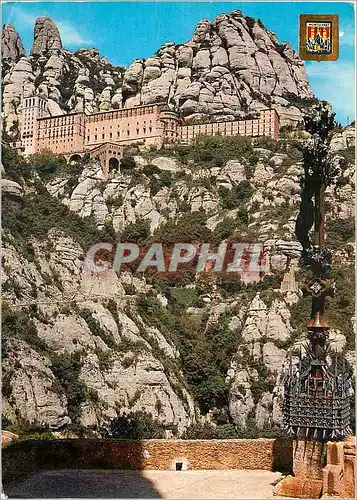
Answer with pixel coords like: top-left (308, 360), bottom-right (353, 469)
top-left (20, 95), bottom-right (49, 155)
top-left (159, 107), bottom-right (180, 145)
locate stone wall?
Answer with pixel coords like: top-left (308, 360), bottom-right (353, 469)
top-left (274, 437), bottom-right (356, 499)
top-left (2, 438), bottom-right (292, 484)
top-left (322, 437), bottom-right (356, 498)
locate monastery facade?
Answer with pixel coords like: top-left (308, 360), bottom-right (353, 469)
top-left (14, 96), bottom-right (279, 177)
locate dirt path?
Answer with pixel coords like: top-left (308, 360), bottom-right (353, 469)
top-left (5, 469), bottom-right (284, 498)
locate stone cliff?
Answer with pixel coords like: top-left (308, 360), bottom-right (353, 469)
top-left (2, 10), bottom-right (315, 138)
top-left (30, 16), bottom-right (62, 55)
top-left (2, 23), bottom-right (25, 68)
top-left (2, 125), bottom-right (355, 435)
top-left (122, 11), bottom-right (313, 125)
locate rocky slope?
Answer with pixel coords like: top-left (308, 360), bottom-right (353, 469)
top-left (2, 10), bottom-right (315, 138)
top-left (2, 127), bottom-right (355, 435)
top-left (122, 11), bottom-right (313, 125)
top-left (2, 17), bottom-right (125, 135)
top-left (2, 23), bottom-right (25, 70)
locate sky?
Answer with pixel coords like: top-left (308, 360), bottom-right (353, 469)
top-left (2, 1), bottom-right (355, 124)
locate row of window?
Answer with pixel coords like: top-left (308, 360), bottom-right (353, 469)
top-left (87, 126), bottom-right (154, 142)
top-left (94, 150), bottom-right (121, 159)
top-left (182, 122), bottom-right (276, 132)
top-left (181, 128), bottom-right (273, 139)
top-left (180, 115), bottom-right (277, 131)
top-left (89, 118), bottom-right (153, 132)
top-left (24, 98), bottom-right (47, 110)
top-left (38, 138), bottom-right (74, 145)
top-left (40, 127), bottom-right (75, 137)
top-left (183, 121), bottom-right (264, 131)
top-left (40, 116), bottom-right (80, 127)
top-left (88, 121), bottom-right (153, 134)
top-left (87, 106), bottom-right (158, 123)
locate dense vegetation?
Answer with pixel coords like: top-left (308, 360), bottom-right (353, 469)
top-left (106, 411), bottom-right (167, 439)
top-left (2, 145), bottom-right (116, 253)
top-left (134, 134), bottom-right (303, 172)
top-left (1, 128), bottom-right (355, 439)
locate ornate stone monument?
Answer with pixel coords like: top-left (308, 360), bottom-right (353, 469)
top-left (275, 103), bottom-right (353, 498)
top-left (280, 264), bottom-right (299, 293)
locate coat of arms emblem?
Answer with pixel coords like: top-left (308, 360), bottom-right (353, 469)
top-left (299, 14), bottom-right (339, 61)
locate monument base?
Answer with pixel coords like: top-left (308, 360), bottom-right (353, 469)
top-left (274, 437), bottom-right (356, 498)
top-left (274, 439), bottom-right (324, 498)
top-left (274, 475), bottom-right (322, 498)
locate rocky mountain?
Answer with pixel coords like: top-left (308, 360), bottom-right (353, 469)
top-left (30, 16), bottom-right (62, 55)
top-left (2, 10), bottom-right (315, 139)
top-left (2, 23), bottom-right (25, 69)
top-left (2, 126), bottom-right (355, 436)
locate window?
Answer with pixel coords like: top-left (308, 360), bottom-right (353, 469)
top-left (102, 134), bottom-right (105, 139)
top-left (127, 130), bottom-right (130, 136)
top-left (87, 136), bottom-right (90, 141)
top-left (95, 135), bottom-right (97, 140)
top-left (110, 133), bottom-right (112, 139)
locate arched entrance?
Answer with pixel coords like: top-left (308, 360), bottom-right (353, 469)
top-left (69, 154), bottom-right (82, 165)
top-left (109, 157), bottom-right (119, 172)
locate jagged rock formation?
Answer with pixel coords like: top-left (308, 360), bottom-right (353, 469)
top-left (45, 133), bottom-right (355, 242)
top-left (31, 17), bottom-right (62, 55)
top-left (2, 10), bottom-right (315, 138)
top-left (1, 23), bottom-right (25, 68)
top-left (228, 291), bottom-right (298, 430)
top-left (2, 227), bottom-right (196, 433)
top-left (330, 127), bottom-right (356, 152)
top-left (123, 11), bottom-right (313, 125)
top-left (2, 127), bottom-right (355, 434)
top-left (1, 20), bottom-right (124, 135)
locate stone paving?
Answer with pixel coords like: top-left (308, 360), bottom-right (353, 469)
top-left (5, 469), bottom-right (284, 498)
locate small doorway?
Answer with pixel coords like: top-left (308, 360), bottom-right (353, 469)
top-left (109, 156), bottom-right (119, 172)
top-left (69, 154), bottom-right (82, 165)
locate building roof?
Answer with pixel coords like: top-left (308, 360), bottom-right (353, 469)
top-left (37, 111), bottom-right (83, 121)
top-left (88, 141), bottom-right (124, 153)
top-left (85, 101), bottom-right (167, 118)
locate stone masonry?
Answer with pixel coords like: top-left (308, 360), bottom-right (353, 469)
top-left (12, 95), bottom-right (279, 177)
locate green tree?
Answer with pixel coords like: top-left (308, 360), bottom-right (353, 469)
top-left (154, 212), bottom-right (211, 244)
top-left (50, 351), bottom-right (86, 423)
top-left (120, 219), bottom-right (151, 243)
top-left (1, 303), bottom-right (47, 356)
top-left (28, 150), bottom-right (67, 178)
top-left (1, 143), bottom-right (31, 183)
top-left (107, 411), bottom-right (166, 439)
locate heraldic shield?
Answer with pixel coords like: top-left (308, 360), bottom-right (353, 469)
top-left (299, 14), bottom-right (339, 61)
